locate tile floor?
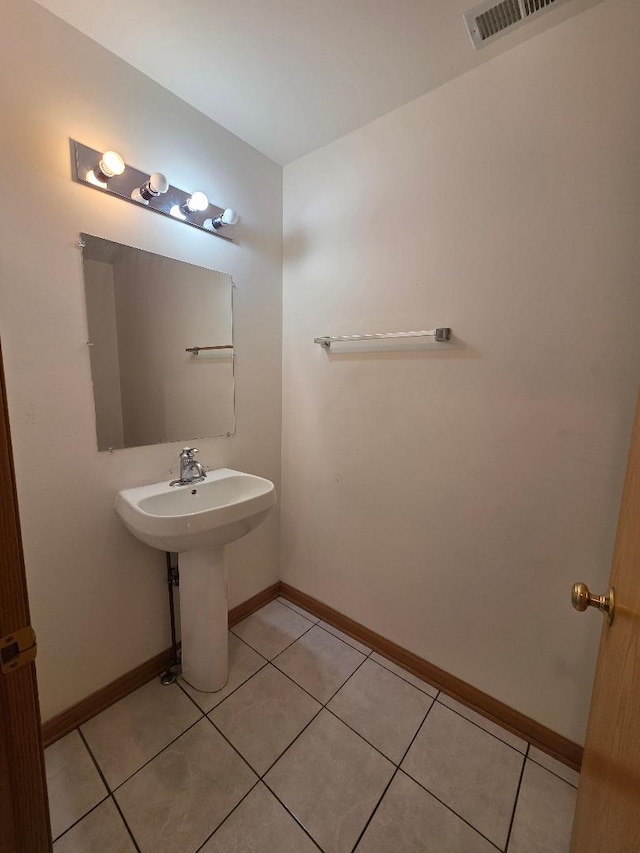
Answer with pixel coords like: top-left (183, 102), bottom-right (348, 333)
top-left (46, 598), bottom-right (578, 852)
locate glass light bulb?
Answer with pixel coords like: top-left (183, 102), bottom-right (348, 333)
top-left (221, 208), bottom-right (239, 226)
top-left (148, 172), bottom-right (169, 194)
top-left (99, 150), bottom-right (125, 178)
top-left (186, 191), bottom-right (209, 212)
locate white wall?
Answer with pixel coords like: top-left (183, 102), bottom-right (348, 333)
top-left (0, 0), bottom-right (282, 720)
top-left (282, 0), bottom-right (640, 743)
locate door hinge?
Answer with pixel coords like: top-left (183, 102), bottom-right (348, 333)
top-left (1, 626), bottom-right (37, 674)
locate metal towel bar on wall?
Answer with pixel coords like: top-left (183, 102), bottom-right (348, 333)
top-left (313, 328), bottom-right (451, 349)
top-left (185, 345), bottom-right (234, 355)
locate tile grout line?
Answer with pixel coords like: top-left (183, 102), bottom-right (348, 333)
top-left (180, 657), bottom-right (270, 715)
top-left (278, 598), bottom-right (373, 657)
top-left (205, 632), bottom-right (433, 784)
top-left (276, 597), bottom-right (321, 623)
top-left (180, 697), bottom-right (327, 852)
top-left (350, 692), bottom-right (439, 852)
top-left (63, 603), bottom-right (546, 853)
top-left (66, 614), bottom-right (357, 852)
top-left (110, 713), bottom-right (204, 794)
top-left (178, 685), bottom-right (262, 781)
top-left (191, 779), bottom-right (262, 853)
top-left (274, 596), bottom-right (575, 786)
top-left (250, 647), bottom-right (386, 779)
top-left (391, 701), bottom-right (503, 852)
top-left (49, 793), bottom-right (110, 845)
top-left (76, 728), bottom-right (142, 853)
top-left (369, 653), bottom-right (439, 698)
top-left (316, 650), bottom-right (432, 765)
top-left (230, 611), bottom-right (318, 662)
top-left (504, 743), bottom-right (530, 852)
top-left (435, 695), bottom-right (528, 757)
top-left (254, 703), bottom-right (325, 778)
top-left (202, 711), bottom-right (326, 852)
top-left (352, 768), bottom-right (400, 853)
top-left (259, 782), bottom-right (326, 852)
top-left (434, 697), bottom-right (580, 786)
top-left (276, 598), bottom-right (373, 658)
top-left (324, 706), bottom-right (413, 769)
top-left (227, 630), bottom-right (271, 665)
top-left (188, 637), bottom-right (379, 849)
top-left (110, 795), bottom-right (143, 853)
top-left (176, 683), bottom-right (319, 852)
top-left (314, 622), bottom-right (374, 656)
top-left (526, 754), bottom-right (579, 789)
top-left (186, 692), bottom-right (274, 780)
top-left (398, 765), bottom-right (504, 852)
top-left (371, 655), bottom-right (575, 778)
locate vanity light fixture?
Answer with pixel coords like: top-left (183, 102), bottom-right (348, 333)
top-left (204, 208), bottom-right (239, 231)
top-left (86, 150), bottom-right (125, 187)
top-left (70, 139), bottom-right (237, 241)
top-left (131, 172), bottom-right (169, 205)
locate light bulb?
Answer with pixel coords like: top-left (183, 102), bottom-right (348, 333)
top-left (99, 151), bottom-right (125, 178)
top-left (88, 150), bottom-right (125, 185)
top-left (220, 208), bottom-right (239, 226)
top-left (185, 191), bottom-right (209, 212)
top-left (131, 172), bottom-right (169, 205)
top-left (204, 208), bottom-right (239, 231)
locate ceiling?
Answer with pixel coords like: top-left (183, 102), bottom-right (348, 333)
top-left (35, 0), bottom-right (602, 165)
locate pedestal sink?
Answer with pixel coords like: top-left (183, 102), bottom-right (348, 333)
top-left (115, 468), bottom-right (276, 693)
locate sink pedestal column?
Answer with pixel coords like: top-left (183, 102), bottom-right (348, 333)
top-left (178, 548), bottom-right (229, 693)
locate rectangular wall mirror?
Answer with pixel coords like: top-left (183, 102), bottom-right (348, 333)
top-left (81, 233), bottom-right (235, 451)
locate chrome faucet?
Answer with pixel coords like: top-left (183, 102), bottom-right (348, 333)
top-left (169, 447), bottom-right (207, 487)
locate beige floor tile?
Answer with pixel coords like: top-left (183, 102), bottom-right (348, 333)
top-left (438, 693), bottom-right (527, 753)
top-left (273, 624), bottom-right (366, 703)
top-left (328, 658), bottom-right (432, 762)
top-left (201, 782), bottom-right (319, 853)
top-left (528, 746), bottom-right (580, 787)
top-left (369, 653), bottom-right (438, 698)
top-left (401, 702), bottom-right (523, 849)
top-left (209, 664), bottom-right (321, 774)
top-left (81, 679), bottom-right (201, 789)
top-left (179, 632), bottom-right (266, 713)
top-left (116, 719), bottom-right (257, 853)
top-left (231, 599), bottom-right (314, 659)
top-left (357, 770), bottom-right (497, 853)
top-left (265, 710), bottom-right (394, 853)
top-left (508, 759), bottom-right (577, 853)
top-left (318, 621), bottom-right (372, 655)
top-left (53, 799), bottom-right (135, 853)
top-left (45, 730), bottom-right (107, 840)
top-left (277, 596), bottom-right (320, 623)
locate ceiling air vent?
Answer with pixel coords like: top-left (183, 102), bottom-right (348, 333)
top-left (464, 0), bottom-right (569, 49)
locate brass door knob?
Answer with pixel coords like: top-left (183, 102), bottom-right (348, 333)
top-left (571, 582), bottom-right (615, 625)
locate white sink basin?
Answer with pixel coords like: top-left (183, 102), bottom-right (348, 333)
top-left (115, 468), bottom-right (276, 552)
top-left (115, 467), bottom-right (276, 694)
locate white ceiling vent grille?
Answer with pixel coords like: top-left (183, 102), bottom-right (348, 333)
top-left (464, 0), bottom-right (569, 49)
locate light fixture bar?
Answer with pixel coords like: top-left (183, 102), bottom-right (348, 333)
top-left (69, 140), bottom-right (237, 242)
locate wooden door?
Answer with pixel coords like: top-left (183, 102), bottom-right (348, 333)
top-left (571, 393), bottom-right (640, 851)
top-left (0, 341), bottom-right (51, 852)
